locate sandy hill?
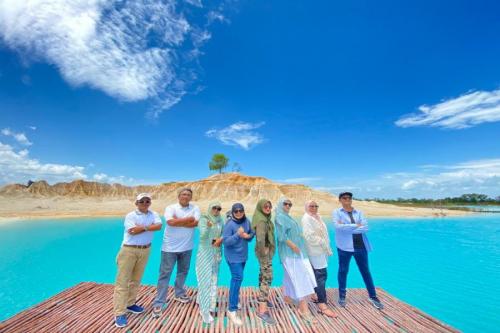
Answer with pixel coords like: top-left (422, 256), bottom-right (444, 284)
top-left (0, 173), bottom-right (466, 220)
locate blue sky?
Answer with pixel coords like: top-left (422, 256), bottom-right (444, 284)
top-left (1, 0), bottom-right (500, 199)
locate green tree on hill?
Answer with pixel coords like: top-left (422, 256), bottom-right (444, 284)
top-left (209, 153), bottom-right (229, 174)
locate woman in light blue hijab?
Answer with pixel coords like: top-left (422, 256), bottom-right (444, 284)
top-left (275, 197), bottom-right (318, 323)
top-left (196, 201), bottom-right (224, 324)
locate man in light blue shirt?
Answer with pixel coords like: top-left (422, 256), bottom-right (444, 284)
top-left (332, 192), bottom-right (383, 310)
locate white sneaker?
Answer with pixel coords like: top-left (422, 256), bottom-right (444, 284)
top-left (201, 311), bottom-right (214, 324)
top-left (238, 302), bottom-right (242, 310)
top-left (227, 310), bottom-right (243, 326)
top-left (151, 306), bottom-right (162, 319)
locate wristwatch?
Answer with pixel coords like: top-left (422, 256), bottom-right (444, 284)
top-left (144, 225), bottom-right (148, 231)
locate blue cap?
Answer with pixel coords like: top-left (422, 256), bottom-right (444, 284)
top-left (338, 192), bottom-right (353, 199)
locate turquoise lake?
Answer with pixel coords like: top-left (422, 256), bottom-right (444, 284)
top-left (1, 215), bottom-right (499, 332)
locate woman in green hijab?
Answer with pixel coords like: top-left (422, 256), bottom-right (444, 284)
top-left (252, 199), bottom-right (277, 325)
top-left (196, 202), bottom-right (224, 324)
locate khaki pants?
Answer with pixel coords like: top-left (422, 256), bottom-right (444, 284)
top-left (113, 246), bottom-right (150, 316)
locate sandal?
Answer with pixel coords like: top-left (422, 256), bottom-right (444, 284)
top-left (284, 296), bottom-right (294, 305)
top-left (318, 306), bottom-right (338, 318)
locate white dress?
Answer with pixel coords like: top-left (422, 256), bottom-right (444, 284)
top-left (282, 254), bottom-right (317, 301)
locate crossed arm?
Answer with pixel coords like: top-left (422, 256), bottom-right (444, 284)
top-left (333, 211), bottom-right (369, 234)
top-left (128, 222), bottom-right (162, 235)
top-left (167, 215), bottom-right (198, 228)
top-left (127, 214), bottom-right (198, 235)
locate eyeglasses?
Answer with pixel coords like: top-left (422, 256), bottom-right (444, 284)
top-left (309, 205), bottom-right (319, 208)
top-left (234, 209), bottom-right (244, 214)
top-left (213, 206), bottom-right (222, 211)
top-left (138, 200), bottom-right (151, 204)
top-left (283, 202), bottom-right (293, 207)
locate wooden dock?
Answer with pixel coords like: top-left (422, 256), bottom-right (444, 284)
top-left (0, 282), bottom-right (459, 332)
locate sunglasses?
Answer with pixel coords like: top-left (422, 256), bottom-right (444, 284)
top-left (283, 202), bottom-right (293, 207)
top-left (309, 205), bottom-right (319, 208)
top-left (138, 200), bottom-right (151, 204)
top-left (234, 209), bottom-right (244, 214)
top-left (263, 205), bottom-right (272, 209)
top-left (212, 206), bottom-right (222, 211)
top-left (340, 196), bottom-right (352, 200)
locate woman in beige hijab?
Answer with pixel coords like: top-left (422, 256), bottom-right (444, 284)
top-left (301, 200), bottom-right (337, 318)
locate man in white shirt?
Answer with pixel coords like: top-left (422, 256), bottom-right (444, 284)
top-left (113, 193), bottom-right (162, 328)
top-left (152, 188), bottom-right (200, 318)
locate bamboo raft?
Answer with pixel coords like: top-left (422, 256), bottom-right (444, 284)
top-left (0, 282), bottom-right (459, 333)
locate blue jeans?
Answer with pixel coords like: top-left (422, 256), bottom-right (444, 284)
top-left (153, 250), bottom-right (192, 307)
top-left (337, 248), bottom-right (376, 299)
top-left (313, 267), bottom-right (328, 304)
top-left (227, 261), bottom-right (246, 312)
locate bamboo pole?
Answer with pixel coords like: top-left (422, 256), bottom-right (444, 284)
top-left (0, 283), bottom-right (460, 333)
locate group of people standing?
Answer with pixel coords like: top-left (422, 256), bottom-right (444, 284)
top-left (112, 188), bottom-right (383, 328)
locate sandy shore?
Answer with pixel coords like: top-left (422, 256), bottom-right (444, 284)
top-left (0, 197), bottom-right (470, 222)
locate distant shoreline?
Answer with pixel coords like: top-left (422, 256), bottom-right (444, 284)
top-left (0, 213), bottom-right (124, 223)
top-left (0, 210), bottom-right (474, 223)
top-left (0, 174), bottom-right (473, 222)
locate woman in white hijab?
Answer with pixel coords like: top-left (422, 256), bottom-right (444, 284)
top-left (301, 200), bottom-right (337, 318)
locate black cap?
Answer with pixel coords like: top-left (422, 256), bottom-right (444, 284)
top-left (338, 192), bottom-right (353, 199)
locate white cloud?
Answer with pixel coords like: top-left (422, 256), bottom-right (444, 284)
top-left (314, 158), bottom-right (500, 199)
top-left (278, 177), bottom-right (322, 184)
top-left (93, 173), bottom-right (134, 184)
top-left (0, 0), bottom-right (226, 115)
top-left (29, 126), bottom-right (37, 131)
top-left (396, 89), bottom-right (500, 129)
top-left (0, 141), bottom-right (140, 185)
top-left (1, 128), bottom-right (32, 146)
top-left (0, 127), bottom-right (143, 185)
top-left (92, 173), bottom-right (108, 181)
top-left (447, 159), bottom-right (500, 170)
top-left (314, 185), bottom-right (359, 192)
top-left (381, 159), bottom-right (500, 197)
top-left (401, 180), bottom-right (436, 190)
top-left (207, 10), bottom-right (228, 24)
top-left (0, 142), bottom-right (86, 184)
top-left (186, 0), bottom-right (203, 7)
top-left (206, 121), bottom-right (266, 150)
top-left (401, 180), bottom-right (418, 190)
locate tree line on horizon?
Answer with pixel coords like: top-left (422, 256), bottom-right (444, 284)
top-left (368, 193), bottom-right (500, 205)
